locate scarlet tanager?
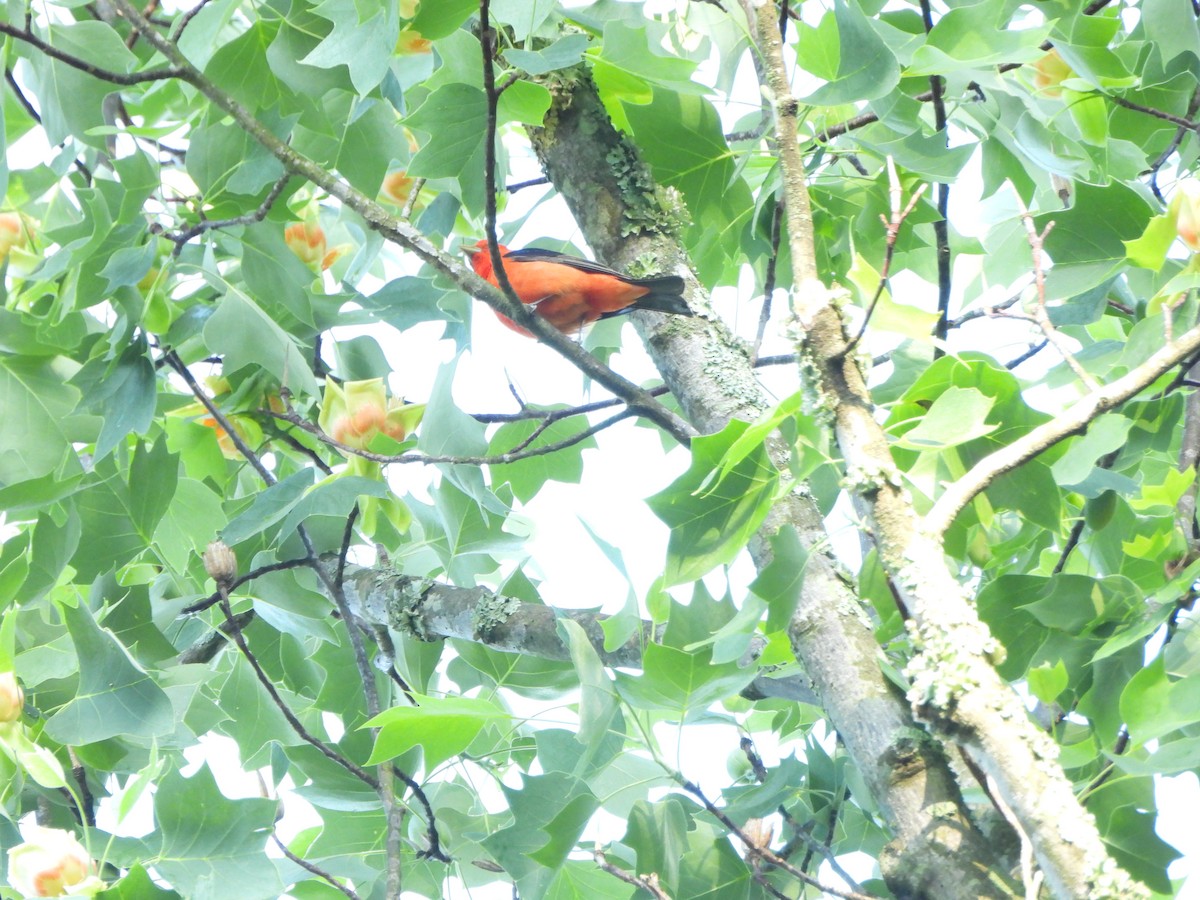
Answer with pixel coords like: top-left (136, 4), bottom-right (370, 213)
top-left (464, 239), bottom-right (693, 336)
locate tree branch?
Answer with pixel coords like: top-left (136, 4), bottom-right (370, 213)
top-left (0, 20), bottom-right (185, 84)
top-left (742, 0), bottom-right (1148, 895)
top-left (339, 567), bottom-right (818, 706)
top-left (926, 320), bottom-right (1200, 536)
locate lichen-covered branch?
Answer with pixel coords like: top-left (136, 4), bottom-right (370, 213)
top-left (741, 0), bottom-right (1148, 895)
top-left (339, 567), bottom-right (816, 705)
top-left (520, 60), bottom-right (1009, 900)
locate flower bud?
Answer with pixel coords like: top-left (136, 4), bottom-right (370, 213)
top-left (7, 826), bottom-right (105, 897)
top-left (0, 671), bottom-right (23, 723)
top-left (203, 540), bottom-right (238, 585)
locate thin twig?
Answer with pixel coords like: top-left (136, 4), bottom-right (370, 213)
top-left (1149, 87), bottom-right (1200, 202)
top-left (182, 557), bottom-right (316, 614)
top-left (400, 177), bottom-right (426, 219)
top-left (163, 350), bottom-right (277, 485)
top-left (1013, 199), bottom-right (1099, 389)
top-left (840, 159), bottom-right (927, 357)
top-left (215, 588), bottom-right (379, 788)
top-left (1004, 339), bottom-right (1049, 370)
top-left (1109, 95), bottom-right (1200, 132)
top-left (0, 21), bottom-right (184, 83)
top-left (593, 850), bottom-right (671, 899)
top-left (67, 750), bottom-right (96, 827)
top-left (271, 834), bottom-right (361, 900)
top-left (169, 0), bottom-right (216, 41)
top-left (987, 776), bottom-right (1043, 900)
top-left (918, 0), bottom-right (952, 355)
top-left (752, 199), bottom-right (784, 363)
top-left (269, 403), bottom-right (629, 466)
top-left (162, 173), bottom-right (291, 255)
top-left (677, 779), bottom-right (879, 900)
top-left (506, 176), bottom-right (549, 192)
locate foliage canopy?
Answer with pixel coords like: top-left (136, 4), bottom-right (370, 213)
top-left (2, 0), bottom-right (1200, 898)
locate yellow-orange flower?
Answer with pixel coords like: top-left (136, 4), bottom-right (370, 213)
top-left (0, 672), bottom-right (22, 723)
top-left (7, 827), bottom-right (105, 898)
top-left (1032, 50), bottom-right (1072, 98)
top-left (1171, 180), bottom-right (1200, 253)
top-left (382, 171), bottom-right (417, 205)
top-left (396, 27), bottom-right (431, 55)
top-left (284, 221), bottom-right (327, 269)
top-left (0, 212), bottom-right (29, 260)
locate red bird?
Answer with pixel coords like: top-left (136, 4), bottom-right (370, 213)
top-left (464, 239), bottom-right (693, 336)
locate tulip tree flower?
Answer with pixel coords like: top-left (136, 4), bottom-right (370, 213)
top-left (6, 826), bottom-right (105, 898)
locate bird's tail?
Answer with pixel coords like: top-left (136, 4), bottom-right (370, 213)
top-left (630, 291), bottom-right (694, 317)
top-left (601, 274), bottom-right (692, 320)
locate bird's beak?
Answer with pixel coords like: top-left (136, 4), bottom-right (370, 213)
top-left (459, 241), bottom-right (482, 257)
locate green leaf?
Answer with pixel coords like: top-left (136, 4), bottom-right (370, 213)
top-left (909, 3), bottom-right (1051, 75)
top-left (303, 0), bottom-right (399, 94)
top-left (411, 0), bottom-right (477, 39)
top-left (505, 34), bottom-right (591, 75)
top-left (418, 355), bottom-right (490, 460)
top-left (1124, 213), bottom-right (1178, 270)
top-left (365, 694), bottom-right (511, 771)
top-left (74, 347), bottom-right (157, 461)
top-left (218, 656), bottom-right (303, 766)
top-left (99, 241), bottom-right (158, 292)
top-left (751, 526), bottom-right (810, 633)
top-left (492, 0), bottom-right (557, 40)
top-left (129, 440), bottom-right (179, 540)
top-left (221, 469), bottom-right (315, 545)
top-left (98, 863), bottom-right (180, 900)
top-left (1141, 0), bottom-right (1200, 65)
top-left (800, 0), bottom-right (900, 105)
top-left (1040, 181), bottom-right (1155, 297)
top-left (71, 466), bottom-right (148, 582)
top-left (154, 765), bottom-right (282, 899)
top-left (205, 21), bottom-right (284, 111)
top-left (487, 414), bottom-right (596, 503)
top-left (559, 619), bottom-right (622, 768)
top-left (617, 643), bottom-right (755, 720)
top-left (405, 84), bottom-right (488, 213)
top-left (0, 356), bottom-right (82, 485)
top-left (648, 419), bottom-right (779, 586)
top-left (894, 386), bottom-right (997, 449)
top-left (1120, 656), bottom-right (1200, 744)
top-left (44, 601), bottom-right (174, 744)
top-left (154, 479), bottom-right (227, 575)
top-left (277, 474), bottom-right (393, 539)
top-left (482, 772), bottom-right (597, 894)
top-left (591, 21), bottom-right (702, 99)
top-left (24, 22), bottom-right (136, 146)
top-left (203, 284), bottom-right (319, 398)
top-left (1027, 660), bottom-right (1068, 705)
top-left (187, 119), bottom-right (286, 201)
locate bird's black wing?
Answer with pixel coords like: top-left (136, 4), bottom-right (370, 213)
top-left (501, 247), bottom-right (629, 278)
top-left (503, 247), bottom-right (685, 294)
